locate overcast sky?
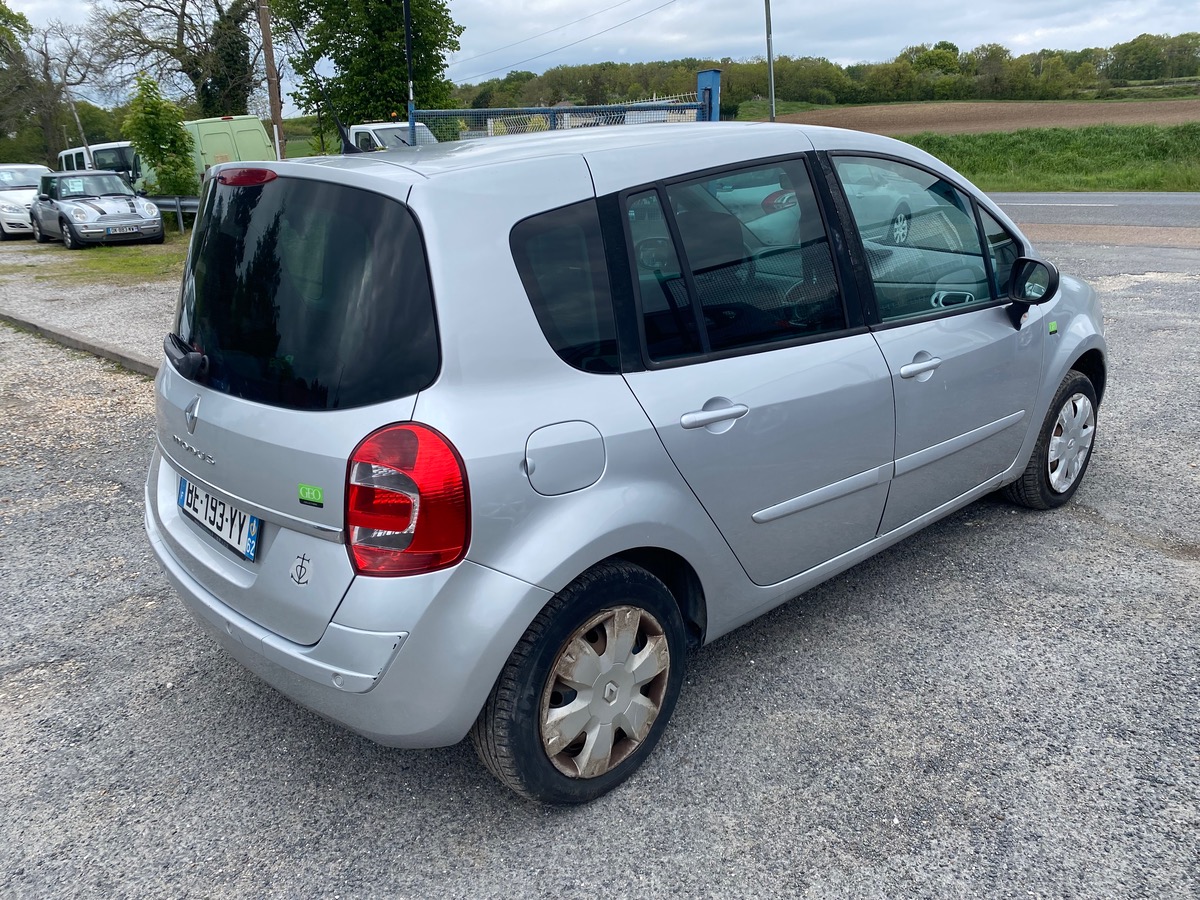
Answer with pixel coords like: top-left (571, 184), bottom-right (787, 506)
top-left (12, 0), bottom-right (1198, 91)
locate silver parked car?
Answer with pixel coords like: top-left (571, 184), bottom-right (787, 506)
top-left (145, 123), bottom-right (1106, 803)
top-left (30, 170), bottom-right (163, 248)
top-left (0, 164), bottom-right (52, 239)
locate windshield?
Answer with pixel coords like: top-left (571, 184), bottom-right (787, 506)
top-left (372, 126), bottom-right (416, 148)
top-left (91, 147), bottom-right (135, 171)
top-left (175, 174), bottom-right (439, 411)
top-left (0, 167), bottom-right (48, 190)
top-left (58, 174), bottom-right (134, 198)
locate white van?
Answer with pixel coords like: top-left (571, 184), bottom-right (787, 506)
top-left (58, 141), bottom-right (150, 190)
top-left (58, 117), bottom-right (274, 192)
top-left (349, 121), bottom-right (438, 151)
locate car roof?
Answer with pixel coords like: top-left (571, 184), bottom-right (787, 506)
top-left (284, 121), bottom-right (942, 184)
top-left (0, 163), bottom-right (51, 170)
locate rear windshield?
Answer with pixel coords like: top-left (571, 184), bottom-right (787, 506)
top-left (176, 174), bottom-right (439, 411)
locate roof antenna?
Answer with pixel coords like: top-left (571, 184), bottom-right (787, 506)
top-left (289, 24), bottom-right (361, 155)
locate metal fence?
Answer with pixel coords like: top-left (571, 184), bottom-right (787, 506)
top-left (414, 92), bottom-right (706, 144)
top-left (410, 69), bottom-right (722, 145)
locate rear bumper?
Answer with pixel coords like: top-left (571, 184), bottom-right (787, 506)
top-left (145, 490), bottom-right (554, 748)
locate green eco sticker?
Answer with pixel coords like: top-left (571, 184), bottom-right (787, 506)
top-left (298, 483), bottom-right (325, 508)
top-left (1048, 321), bottom-right (1058, 335)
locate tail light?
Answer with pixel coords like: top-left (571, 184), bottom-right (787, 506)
top-left (346, 424), bottom-right (470, 576)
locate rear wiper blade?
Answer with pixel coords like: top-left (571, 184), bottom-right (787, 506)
top-left (164, 333), bottom-right (209, 380)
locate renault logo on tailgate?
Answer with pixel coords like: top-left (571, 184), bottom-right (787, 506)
top-left (184, 396), bottom-right (201, 434)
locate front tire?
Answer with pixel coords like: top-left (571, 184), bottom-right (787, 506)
top-left (1005, 370), bottom-right (1098, 509)
top-left (471, 560), bottom-right (687, 804)
top-left (60, 219), bottom-right (84, 250)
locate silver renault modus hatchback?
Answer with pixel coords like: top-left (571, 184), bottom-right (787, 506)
top-left (145, 122), bottom-right (1106, 804)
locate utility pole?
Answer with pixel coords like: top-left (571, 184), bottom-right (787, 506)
top-left (257, 0), bottom-right (287, 159)
top-left (402, 0), bottom-right (416, 145)
top-left (764, 0), bottom-right (776, 122)
top-left (61, 71), bottom-right (93, 167)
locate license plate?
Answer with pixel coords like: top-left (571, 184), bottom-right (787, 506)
top-left (177, 476), bottom-right (260, 561)
top-left (106, 225), bottom-right (140, 235)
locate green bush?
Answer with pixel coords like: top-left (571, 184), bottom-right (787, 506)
top-left (123, 74), bottom-right (198, 196)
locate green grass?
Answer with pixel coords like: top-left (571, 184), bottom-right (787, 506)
top-left (902, 123), bottom-right (1200, 191)
top-left (0, 230), bottom-right (189, 284)
top-left (735, 99), bottom-right (820, 120)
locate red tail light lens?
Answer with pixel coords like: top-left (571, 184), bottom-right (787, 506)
top-left (217, 168), bottom-right (277, 186)
top-left (346, 424), bottom-right (470, 576)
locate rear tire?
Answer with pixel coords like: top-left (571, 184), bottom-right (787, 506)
top-left (471, 560), bottom-right (686, 804)
top-left (1005, 370), bottom-right (1098, 510)
top-left (32, 217), bottom-right (49, 244)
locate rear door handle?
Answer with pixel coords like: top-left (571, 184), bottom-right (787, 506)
top-left (899, 357), bottom-right (942, 379)
top-left (680, 404), bottom-right (749, 429)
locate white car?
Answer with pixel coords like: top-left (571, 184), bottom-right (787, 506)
top-left (0, 164), bottom-right (52, 240)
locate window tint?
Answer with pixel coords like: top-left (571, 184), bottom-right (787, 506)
top-left (978, 207), bottom-right (1020, 295)
top-left (626, 159), bottom-right (845, 361)
top-left (511, 200), bottom-right (619, 374)
top-left (626, 189), bottom-right (702, 361)
top-left (833, 156), bottom-right (992, 323)
top-left (176, 176), bottom-right (439, 411)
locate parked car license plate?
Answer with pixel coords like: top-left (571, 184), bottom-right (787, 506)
top-left (106, 225), bottom-right (140, 235)
top-left (177, 475), bottom-right (260, 561)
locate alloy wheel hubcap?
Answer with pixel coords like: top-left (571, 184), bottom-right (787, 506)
top-left (540, 605), bottom-right (670, 779)
top-left (892, 213), bottom-right (908, 243)
top-left (1048, 392), bottom-right (1095, 492)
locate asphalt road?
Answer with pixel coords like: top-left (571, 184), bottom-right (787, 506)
top-left (0, 199), bottom-right (1198, 898)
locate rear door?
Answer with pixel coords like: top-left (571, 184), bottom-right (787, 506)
top-left (620, 157), bottom-right (896, 586)
top-left (829, 155), bottom-right (1044, 533)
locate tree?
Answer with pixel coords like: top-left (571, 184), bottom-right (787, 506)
top-left (20, 21), bottom-right (100, 164)
top-left (0, 1), bottom-right (31, 136)
top-left (91, 0), bottom-right (260, 116)
top-left (124, 73), bottom-right (198, 195)
top-left (277, 0), bottom-right (462, 123)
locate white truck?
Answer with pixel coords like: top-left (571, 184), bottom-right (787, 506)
top-left (348, 121), bottom-right (438, 151)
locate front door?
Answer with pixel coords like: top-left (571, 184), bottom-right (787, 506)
top-left (620, 158), bottom-right (896, 587)
top-left (830, 155), bottom-right (1044, 533)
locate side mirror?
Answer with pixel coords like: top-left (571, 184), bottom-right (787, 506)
top-left (38, 193), bottom-right (49, 201)
top-left (1008, 257), bottom-right (1059, 304)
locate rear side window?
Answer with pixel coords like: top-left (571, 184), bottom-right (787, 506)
top-left (176, 175), bottom-right (439, 410)
top-left (627, 158), bottom-right (846, 362)
top-left (511, 200), bottom-right (619, 374)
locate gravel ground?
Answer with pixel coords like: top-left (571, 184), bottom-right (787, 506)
top-left (0, 237), bottom-right (1197, 897)
top-left (0, 243), bottom-right (176, 369)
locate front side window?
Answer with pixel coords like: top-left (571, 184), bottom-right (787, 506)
top-left (833, 156), bottom-right (992, 323)
top-left (627, 158), bottom-right (845, 362)
top-left (511, 200), bottom-right (619, 374)
top-left (978, 207), bottom-right (1020, 296)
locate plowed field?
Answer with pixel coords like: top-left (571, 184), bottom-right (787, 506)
top-left (778, 99), bottom-right (1200, 135)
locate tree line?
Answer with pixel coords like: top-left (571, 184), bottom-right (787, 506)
top-left (453, 33), bottom-right (1200, 114)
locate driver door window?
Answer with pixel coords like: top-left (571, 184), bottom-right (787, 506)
top-left (833, 156), bottom-right (993, 324)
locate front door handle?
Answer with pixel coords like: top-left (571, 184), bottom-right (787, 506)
top-left (680, 403), bottom-right (749, 430)
top-left (900, 357), bottom-right (942, 379)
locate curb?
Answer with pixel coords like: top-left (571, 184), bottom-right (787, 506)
top-left (0, 311), bottom-right (158, 378)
